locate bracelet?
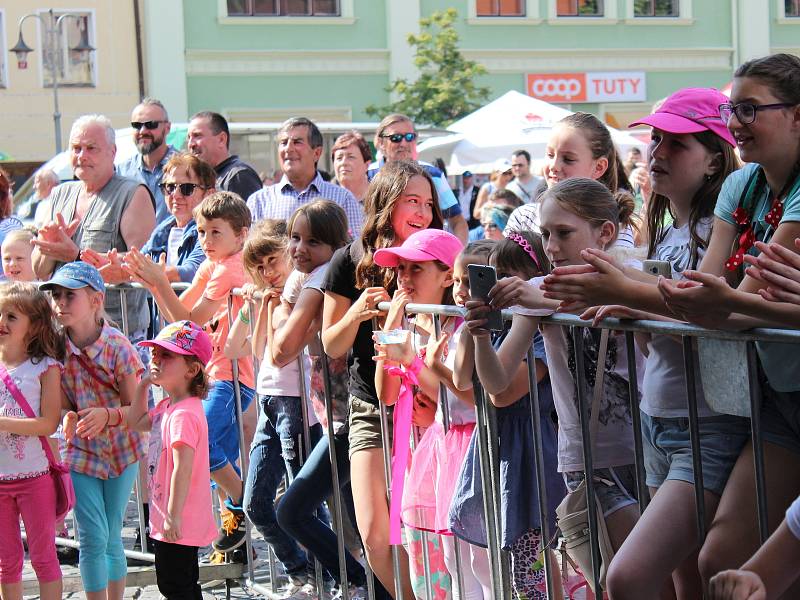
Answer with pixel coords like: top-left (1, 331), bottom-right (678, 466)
top-left (103, 407), bottom-right (111, 428)
top-left (117, 407), bottom-right (124, 427)
top-left (239, 307), bottom-right (250, 324)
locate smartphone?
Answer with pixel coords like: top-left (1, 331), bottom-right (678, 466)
top-left (468, 264), bottom-right (504, 331)
top-left (642, 259), bottom-right (673, 279)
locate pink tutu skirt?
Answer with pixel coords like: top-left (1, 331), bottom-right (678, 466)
top-left (402, 421), bottom-right (475, 534)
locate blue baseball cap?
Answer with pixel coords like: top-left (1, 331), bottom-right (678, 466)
top-left (40, 261), bottom-right (105, 293)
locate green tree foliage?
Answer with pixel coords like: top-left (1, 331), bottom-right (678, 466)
top-left (366, 8), bottom-right (490, 127)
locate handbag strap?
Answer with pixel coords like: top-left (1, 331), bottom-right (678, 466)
top-left (588, 328), bottom-right (610, 443)
top-left (74, 353), bottom-right (118, 393)
top-left (0, 363), bottom-right (61, 467)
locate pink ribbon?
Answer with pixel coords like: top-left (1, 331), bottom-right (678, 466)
top-left (385, 361), bottom-right (419, 545)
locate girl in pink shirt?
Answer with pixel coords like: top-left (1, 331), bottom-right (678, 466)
top-left (128, 321), bottom-right (216, 599)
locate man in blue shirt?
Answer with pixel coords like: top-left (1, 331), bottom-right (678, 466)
top-left (368, 114), bottom-right (468, 242)
top-left (117, 98), bottom-right (177, 226)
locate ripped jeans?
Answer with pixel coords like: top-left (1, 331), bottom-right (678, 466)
top-left (243, 394), bottom-right (323, 577)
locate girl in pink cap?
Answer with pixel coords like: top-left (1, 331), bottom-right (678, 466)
top-left (127, 320), bottom-right (216, 600)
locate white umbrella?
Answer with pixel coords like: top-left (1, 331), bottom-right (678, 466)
top-left (418, 90), bottom-right (647, 174)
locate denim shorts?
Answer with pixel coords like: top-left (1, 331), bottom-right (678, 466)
top-left (204, 380), bottom-right (255, 472)
top-left (641, 412), bottom-right (750, 495)
top-left (564, 465), bottom-right (638, 518)
top-left (760, 384), bottom-right (800, 456)
top-left (348, 396), bottom-right (392, 458)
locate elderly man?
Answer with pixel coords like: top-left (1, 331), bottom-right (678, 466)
top-left (246, 117), bottom-right (364, 235)
top-left (506, 149), bottom-right (546, 204)
top-left (28, 168), bottom-right (60, 228)
top-left (368, 113), bottom-right (468, 242)
top-left (117, 97), bottom-right (177, 226)
top-left (187, 111), bottom-right (262, 201)
top-left (32, 114), bottom-right (155, 339)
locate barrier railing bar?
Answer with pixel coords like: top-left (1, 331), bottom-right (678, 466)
top-left (624, 332), bottom-right (649, 514)
top-left (747, 342), bottom-right (770, 543)
top-left (682, 337), bottom-right (707, 545)
top-left (245, 301), bottom-right (260, 585)
top-left (525, 346), bottom-right (556, 599)
top-left (374, 315), bottom-right (406, 600)
top-left (318, 341), bottom-right (350, 600)
top-left (573, 328), bottom-right (603, 593)
top-left (432, 314), bottom-right (466, 599)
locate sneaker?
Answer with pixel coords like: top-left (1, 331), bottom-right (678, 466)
top-left (229, 545), bottom-right (257, 565)
top-left (56, 544), bottom-right (80, 566)
top-left (212, 508), bottom-right (246, 552)
top-left (278, 574), bottom-right (308, 598)
top-left (332, 585), bottom-right (367, 600)
top-left (288, 582), bottom-right (327, 599)
top-left (207, 550), bottom-right (227, 565)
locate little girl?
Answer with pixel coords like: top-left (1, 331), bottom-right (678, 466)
top-left (452, 231), bottom-right (564, 599)
top-left (225, 219), bottom-right (319, 590)
top-left (0, 282), bottom-right (64, 600)
top-left (476, 179), bottom-right (645, 594)
top-left (1, 230), bottom-right (36, 283)
top-left (371, 228), bottom-right (465, 598)
top-left (505, 112), bottom-right (635, 247)
top-left (41, 262), bottom-right (145, 600)
top-left (127, 321), bottom-right (217, 600)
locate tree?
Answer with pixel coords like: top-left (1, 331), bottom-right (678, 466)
top-left (366, 8), bottom-right (490, 127)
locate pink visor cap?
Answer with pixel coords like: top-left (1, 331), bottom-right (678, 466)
top-left (373, 229), bottom-right (464, 268)
top-left (630, 87), bottom-right (735, 148)
top-left (139, 320), bottom-right (213, 365)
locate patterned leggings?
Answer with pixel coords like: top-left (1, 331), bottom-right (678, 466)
top-left (510, 528), bottom-right (547, 600)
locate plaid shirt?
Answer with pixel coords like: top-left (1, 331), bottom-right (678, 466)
top-left (246, 173), bottom-right (364, 237)
top-left (63, 323), bottom-right (146, 479)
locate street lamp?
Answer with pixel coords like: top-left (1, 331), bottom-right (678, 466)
top-left (9, 9), bottom-right (95, 153)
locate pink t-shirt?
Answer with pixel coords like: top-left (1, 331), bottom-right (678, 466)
top-left (191, 253), bottom-right (254, 387)
top-left (148, 397), bottom-right (216, 547)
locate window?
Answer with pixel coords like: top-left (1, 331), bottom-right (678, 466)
top-left (634, 0), bottom-right (678, 16)
top-left (42, 11), bottom-right (95, 87)
top-left (477, 0), bottom-right (525, 16)
top-left (787, 0), bottom-right (800, 16)
top-left (227, 0), bottom-right (340, 16)
top-left (557, 0), bottom-right (604, 16)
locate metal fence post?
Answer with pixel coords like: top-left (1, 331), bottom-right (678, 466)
top-left (747, 342), bottom-right (769, 543)
top-left (682, 337), bottom-right (707, 544)
top-left (624, 331), bottom-right (649, 514)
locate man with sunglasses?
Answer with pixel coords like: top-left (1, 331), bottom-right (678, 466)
top-left (187, 111), bottom-right (262, 203)
top-left (368, 114), bottom-right (468, 242)
top-left (118, 98), bottom-right (177, 226)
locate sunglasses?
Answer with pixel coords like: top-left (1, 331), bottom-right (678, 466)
top-left (381, 132), bottom-right (417, 144)
top-left (159, 182), bottom-right (205, 196)
top-left (131, 120), bottom-right (165, 131)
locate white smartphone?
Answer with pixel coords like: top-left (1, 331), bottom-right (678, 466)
top-left (468, 264), bottom-right (504, 331)
top-left (642, 259), bottom-right (673, 279)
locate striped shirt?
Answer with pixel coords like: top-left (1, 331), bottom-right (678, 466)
top-left (63, 323), bottom-right (146, 479)
top-left (246, 173), bottom-right (364, 237)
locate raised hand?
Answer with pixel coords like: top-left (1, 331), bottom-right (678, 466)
top-left (123, 247), bottom-right (168, 289)
top-left (423, 332), bottom-right (450, 369)
top-left (347, 286), bottom-right (391, 326)
top-left (384, 289), bottom-right (412, 331)
top-left (32, 214), bottom-right (81, 262)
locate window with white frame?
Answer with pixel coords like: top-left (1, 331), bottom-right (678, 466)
top-left (477, 0), bottom-right (526, 16)
top-left (227, 0), bottom-right (340, 16)
top-left (634, 0), bottom-right (678, 16)
top-left (42, 11), bottom-right (95, 87)
top-left (557, 0), bottom-right (604, 16)
top-left (786, 0), bottom-right (800, 16)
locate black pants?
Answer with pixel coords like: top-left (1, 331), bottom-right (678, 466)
top-left (153, 540), bottom-right (201, 600)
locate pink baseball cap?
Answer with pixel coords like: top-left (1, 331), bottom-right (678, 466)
top-left (629, 87), bottom-right (735, 147)
top-left (139, 320), bottom-right (213, 365)
top-left (373, 229), bottom-right (463, 268)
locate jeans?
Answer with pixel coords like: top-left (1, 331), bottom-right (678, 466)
top-left (244, 394), bottom-right (321, 577)
top-left (277, 429), bottom-right (365, 586)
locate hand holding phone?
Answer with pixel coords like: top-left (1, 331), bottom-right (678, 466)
top-left (468, 264), bottom-right (504, 331)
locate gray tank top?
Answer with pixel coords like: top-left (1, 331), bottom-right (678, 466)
top-left (49, 175), bottom-right (151, 335)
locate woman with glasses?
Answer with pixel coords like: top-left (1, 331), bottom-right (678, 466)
top-left (644, 53), bottom-right (800, 597)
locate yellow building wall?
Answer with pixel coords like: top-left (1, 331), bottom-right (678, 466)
top-left (1, 0), bottom-right (141, 162)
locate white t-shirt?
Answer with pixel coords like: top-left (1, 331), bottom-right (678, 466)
top-left (167, 226), bottom-right (185, 266)
top-left (641, 218), bottom-right (716, 418)
top-left (0, 357), bottom-right (61, 480)
top-left (517, 276), bottom-right (643, 472)
top-left (786, 494), bottom-right (800, 540)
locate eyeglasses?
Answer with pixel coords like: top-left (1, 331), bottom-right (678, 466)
top-left (481, 222), bottom-right (499, 231)
top-left (131, 120), bottom-right (165, 131)
top-left (380, 132), bottom-right (417, 144)
top-left (718, 102), bottom-right (795, 125)
top-left (159, 182), bottom-right (205, 196)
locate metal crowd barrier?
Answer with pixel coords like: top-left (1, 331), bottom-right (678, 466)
top-left (36, 278), bottom-right (800, 600)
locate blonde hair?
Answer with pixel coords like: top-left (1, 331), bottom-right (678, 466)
top-left (1, 229), bottom-right (35, 249)
top-left (0, 282), bottom-right (65, 361)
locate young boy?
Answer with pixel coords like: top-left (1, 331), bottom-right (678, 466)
top-left (125, 191), bottom-right (255, 554)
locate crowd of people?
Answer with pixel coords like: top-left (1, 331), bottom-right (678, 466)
top-left (1, 51), bottom-right (800, 600)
